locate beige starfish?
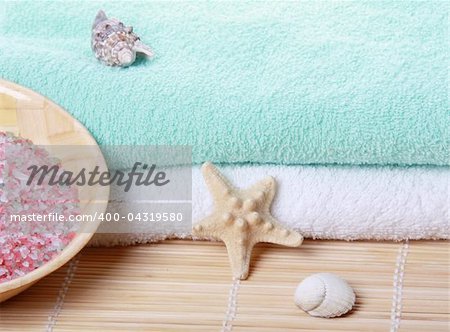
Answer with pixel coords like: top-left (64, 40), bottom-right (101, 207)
top-left (193, 162), bottom-right (303, 280)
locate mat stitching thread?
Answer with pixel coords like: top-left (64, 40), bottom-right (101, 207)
top-left (390, 240), bottom-right (409, 332)
top-left (46, 256), bottom-right (80, 332)
top-left (222, 277), bottom-right (241, 332)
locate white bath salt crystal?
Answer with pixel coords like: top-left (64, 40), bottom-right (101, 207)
top-left (12, 169), bottom-right (28, 181)
top-left (15, 269), bottom-right (25, 277)
top-left (19, 246), bottom-right (30, 259)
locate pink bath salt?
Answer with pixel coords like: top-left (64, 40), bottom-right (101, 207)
top-left (0, 132), bottom-right (80, 283)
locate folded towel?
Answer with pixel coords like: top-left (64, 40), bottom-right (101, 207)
top-left (0, 1), bottom-right (448, 166)
top-left (90, 165), bottom-right (449, 246)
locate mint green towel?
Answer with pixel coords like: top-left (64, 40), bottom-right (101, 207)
top-left (0, 1), bottom-right (448, 166)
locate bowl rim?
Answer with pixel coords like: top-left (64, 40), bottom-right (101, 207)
top-left (0, 79), bottom-right (110, 294)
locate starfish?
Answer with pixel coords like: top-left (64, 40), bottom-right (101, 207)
top-left (193, 162), bottom-right (303, 280)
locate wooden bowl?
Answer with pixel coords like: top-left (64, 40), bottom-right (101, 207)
top-left (0, 80), bottom-right (109, 302)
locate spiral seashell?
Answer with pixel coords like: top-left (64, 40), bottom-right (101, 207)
top-left (294, 273), bottom-right (356, 318)
top-left (91, 10), bottom-right (154, 67)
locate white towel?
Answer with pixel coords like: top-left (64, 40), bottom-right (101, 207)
top-left (90, 165), bottom-right (449, 246)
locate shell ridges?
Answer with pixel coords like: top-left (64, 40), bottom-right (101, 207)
top-left (91, 10), bottom-right (153, 67)
top-left (294, 273), bottom-right (355, 318)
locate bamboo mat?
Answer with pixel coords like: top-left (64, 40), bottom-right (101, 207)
top-left (0, 240), bottom-right (448, 331)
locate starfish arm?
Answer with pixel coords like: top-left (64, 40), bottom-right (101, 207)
top-left (247, 176), bottom-right (277, 207)
top-left (258, 215), bottom-right (303, 247)
top-left (201, 162), bottom-right (234, 202)
top-left (224, 238), bottom-right (254, 280)
top-left (192, 214), bottom-right (223, 240)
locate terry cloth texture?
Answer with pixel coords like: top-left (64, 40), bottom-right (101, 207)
top-left (0, 1), bottom-right (448, 167)
top-left (89, 165), bottom-right (449, 246)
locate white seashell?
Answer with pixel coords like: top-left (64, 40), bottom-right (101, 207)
top-left (91, 10), bottom-right (154, 67)
top-left (294, 273), bottom-right (355, 318)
